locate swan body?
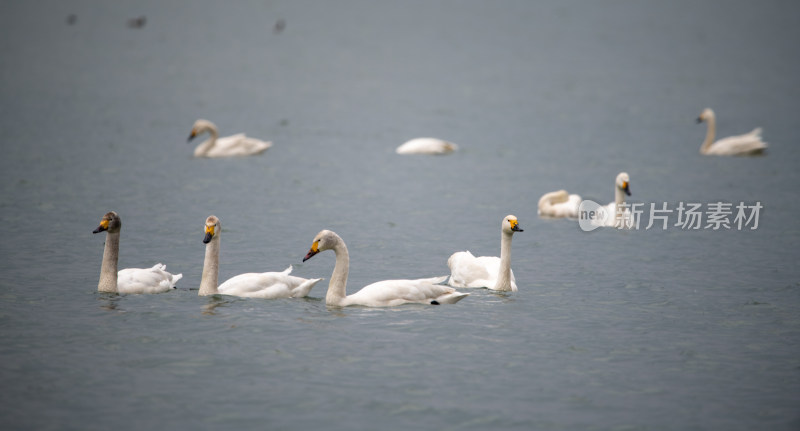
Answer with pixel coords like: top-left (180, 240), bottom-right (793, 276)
top-left (590, 172), bottom-right (632, 228)
top-left (302, 230), bottom-right (468, 307)
top-left (396, 138), bottom-right (458, 155)
top-left (93, 211), bottom-right (181, 294)
top-left (538, 190), bottom-right (582, 218)
top-left (198, 216), bottom-right (321, 298)
top-left (447, 215), bottom-right (523, 292)
top-left (188, 119), bottom-right (272, 158)
top-left (697, 108), bottom-right (767, 156)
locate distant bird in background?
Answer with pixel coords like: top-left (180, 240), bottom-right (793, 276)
top-left (127, 15), bottom-right (146, 29)
top-left (696, 108), bottom-right (767, 156)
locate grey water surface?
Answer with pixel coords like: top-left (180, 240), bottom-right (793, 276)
top-left (1, 1), bottom-right (799, 430)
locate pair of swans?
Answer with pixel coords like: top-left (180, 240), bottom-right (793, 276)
top-left (696, 108), bottom-right (767, 156)
top-left (93, 211), bottom-right (182, 294)
top-left (396, 138), bottom-right (458, 155)
top-left (199, 216), bottom-right (464, 306)
top-left (188, 119), bottom-right (272, 158)
top-left (538, 172), bottom-right (632, 227)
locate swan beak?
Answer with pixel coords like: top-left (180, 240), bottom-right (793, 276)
top-left (303, 241), bottom-right (320, 262)
top-left (622, 181), bottom-right (631, 196)
top-left (510, 220), bottom-right (524, 232)
top-left (203, 225), bottom-right (215, 244)
top-left (696, 116), bottom-right (703, 124)
top-left (187, 130), bottom-right (197, 142)
top-left (93, 219), bottom-right (109, 234)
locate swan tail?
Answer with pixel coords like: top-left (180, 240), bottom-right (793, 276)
top-left (292, 277), bottom-right (323, 298)
top-left (434, 290), bottom-right (469, 305)
top-left (281, 265), bottom-right (293, 275)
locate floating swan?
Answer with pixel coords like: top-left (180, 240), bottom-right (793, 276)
top-left (187, 119), bottom-right (272, 158)
top-left (93, 211), bottom-right (182, 294)
top-left (302, 230), bottom-right (468, 306)
top-left (590, 172), bottom-right (632, 228)
top-left (696, 108), bottom-right (767, 156)
top-left (396, 138), bottom-right (458, 155)
top-left (447, 215), bottom-right (523, 292)
top-left (198, 215), bottom-right (321, 298)
top-left (538, 190), bottom-right (582, 218)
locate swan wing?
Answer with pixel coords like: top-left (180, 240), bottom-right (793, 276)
top-left (207, 134), bottom-right (272, 157)
top-left (117, 263), bottom-right (181, 294)
top-left (218, 271), bottom-right (320, 299)
top-left (709, 130), bottom-right (767, 155)
top-left (346, 276), bottom-right (466, 306)
top-left (447, 251), bottom-right (498, 288)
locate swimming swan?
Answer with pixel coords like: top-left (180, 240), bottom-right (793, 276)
top-left (696, 108), bottom-right (767, 156)
top-left (396, 138), bottom-right (458, 155)
top-left (538, 190), bottom-right (582, 218)
top-left (198, 215), bottom-right (321, 298)
top-left (589, 172), bottom-right (632, 228)
top-left (93, 211), bottom-right (182, 294)
top-left (447, 215), bottom-right (523, 292)
top-left (302, 230), bottom-right (469, 306)
top-left (188, 119), bottom-right (272, 158)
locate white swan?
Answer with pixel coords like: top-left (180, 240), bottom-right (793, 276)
top-left (447, 215), bottom-right (523, 292)
top-left (589, 172), bottom-right (632, 228)
top-left (93, 211), bottom-right (182, 294)
top-left (538, 190), bottom-right (582, 218)
top-left (396, 138), bottom-right (458, 155)
top-left (696, 108), bottom-right (767, 156)
top-left (187, 119), bottom-right (272, 158)
top-left (198, 216), bottom-right (321, 298)
top-left (301, 230), bottom-right (469, 307)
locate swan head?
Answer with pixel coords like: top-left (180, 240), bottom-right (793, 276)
top-left (93, 211), bottom-right (121, 234)
top-left (696, 108), bottom-right (714, 124)
top-left (188, 119), bottom-right (217, 141)
top-left (502, 215), bottom-right (523, 234)
top-left (303, 230), bottom-right (341, 262)
top-left (616, 172), bottom-right (631, 196)
top-left (203, 215), bottom-right (220, 244)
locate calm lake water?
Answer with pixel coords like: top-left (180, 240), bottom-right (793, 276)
top-left (1, 1), bottom-right (799, 430)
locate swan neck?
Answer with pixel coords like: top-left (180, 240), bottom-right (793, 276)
top-left (492, 231), bottom-right (514, 291)
top-left (701, 115), bottom-right (716, 153)
top-left (198, 238), bottom-right (220, 296)
top-left (98, 231), bottom-right (119, 293)
top-left (326, 241), bottom-right (350, 306)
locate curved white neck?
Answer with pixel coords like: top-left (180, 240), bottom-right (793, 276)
top-left (613, 184), bottom-right (628, 224)
top-left (194, 129), bottom-right (219, 157)
top-left (701, 115), bottom-right (716, 154)
top-left (98, 231), bottom-right (120, 293)
top-left (492, 230), bottom-right (514, 291)
top-left (198, 237), bottom-right (220, 296)
top-left (326, 240), bottom-right (350, 306)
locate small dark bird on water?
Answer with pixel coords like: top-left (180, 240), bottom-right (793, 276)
top-left (127, 15), bottom-right (146, 28)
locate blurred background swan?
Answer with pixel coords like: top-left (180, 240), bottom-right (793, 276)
top-left (538, 190), bottom-right (582, 218)
top-left (590, 172), bottom-right (632, 228)
top-left (696, 108), bottom-right (767, 156)
top-left (92, 211), bottom-right (182, 294)
top-left (396, 137), bottom-right (458, 155)
top-left (198, 215), bottom-right (321, 298)
top-left (187, 119), bottom-right (272, 158)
